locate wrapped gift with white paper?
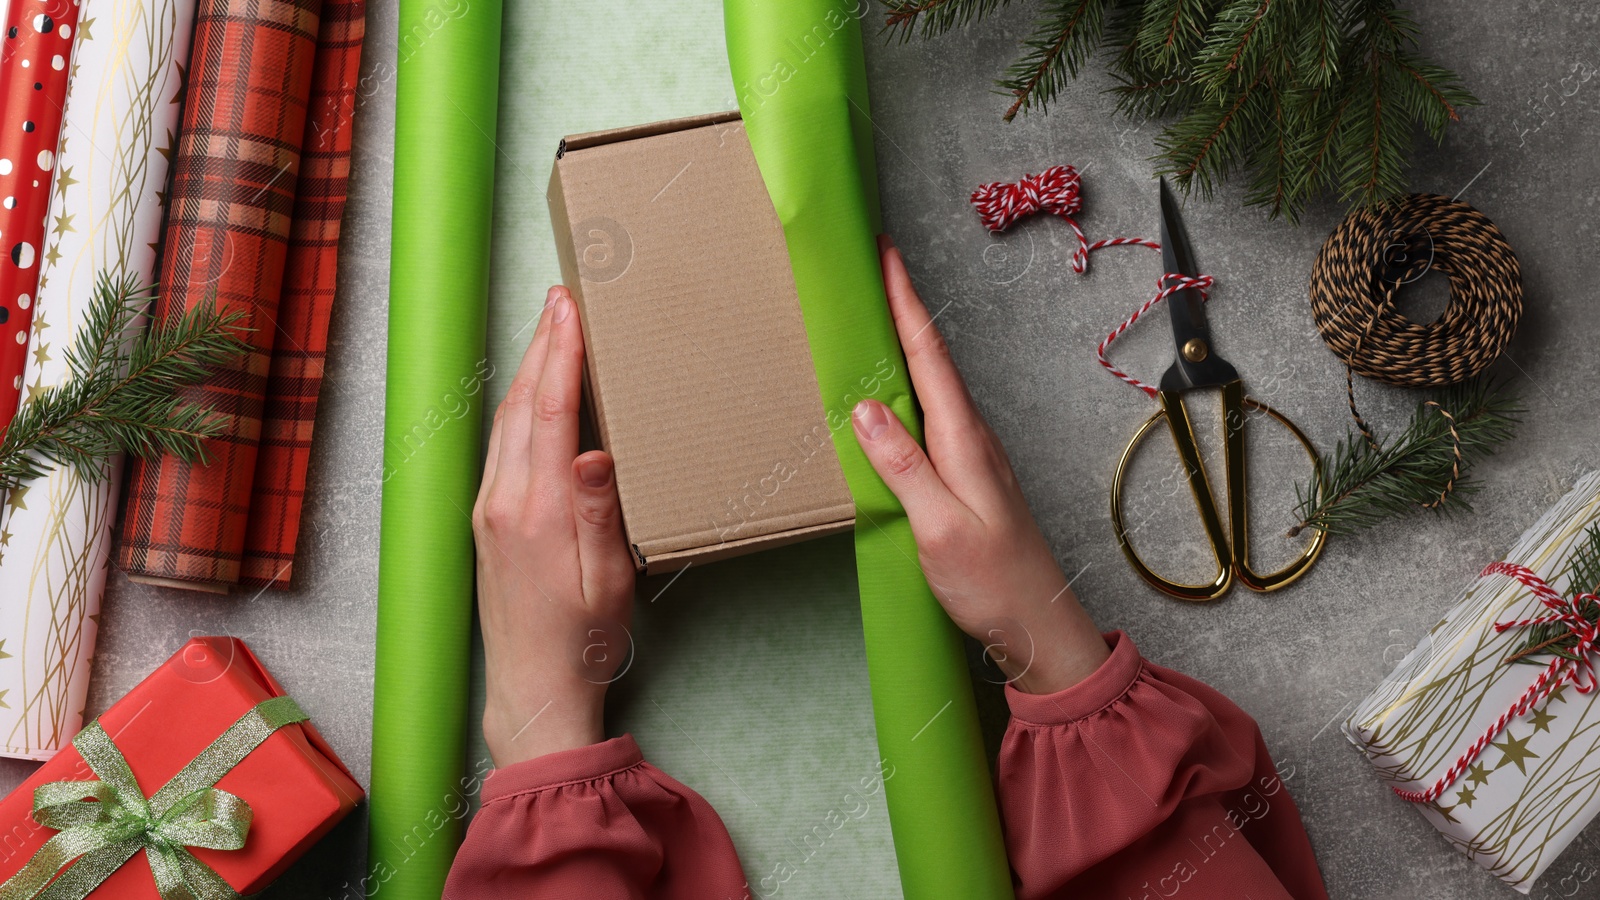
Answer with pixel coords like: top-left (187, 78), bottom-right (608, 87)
top-left (1345, 470), bottom-right (1600, 893)
top-left (0, 0), bottom-right (195, 760)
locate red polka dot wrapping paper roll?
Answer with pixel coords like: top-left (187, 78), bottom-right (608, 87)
top-left (116, 0), bottom-right (323, 591)
top-left (0, 0), bottom-right (80, 435)
top-left (239, 0), bottom-right (365, 589)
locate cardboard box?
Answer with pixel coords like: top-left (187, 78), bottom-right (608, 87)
top-left (548, 112), bottom-right (855, 574)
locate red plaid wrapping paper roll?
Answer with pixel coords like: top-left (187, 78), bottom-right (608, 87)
top-left (117, 0), bottom-right (323, 590)
top-left (0, 0), bottom-right (80, 433)
top-left (239, 0), bottom-right (365, 589)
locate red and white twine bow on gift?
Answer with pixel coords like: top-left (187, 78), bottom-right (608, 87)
top-left (970, 164), bottom-right (1209, 397)
top-left (1392, 561), bottom-right (1600, 805)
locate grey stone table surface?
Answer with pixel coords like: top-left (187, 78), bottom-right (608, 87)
top-left (2, 1), bottom-right (1598, 898)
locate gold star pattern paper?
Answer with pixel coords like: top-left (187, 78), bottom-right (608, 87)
top-left (51, 212), bottom-right (75, 237)
top-left (30, 342), bottom-right (49, 368)
top-left (5, 486), bottom-right (27, 514)
top-left (172, 61), bottom-right (188, 108)
top-left (1491, 731), bottom-right (1540, 776)
top-left (1528, 707), bottom-right (1557, 734)
top-left (1455, 786), bottom-right (1477, 809)
top-left (1466, 762), bottom-right (1490, 787)
top-left (54, 166), bottom-right (77, 196)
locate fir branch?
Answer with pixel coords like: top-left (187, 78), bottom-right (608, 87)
top-left (1570, 524), bottom-right (1600, 598)
top-left (1289, 379), bottom-right (1520, 537)
top-left (1000, 0), bottom-right (1114, 121)
top-left (1244, 74), bottom-right (1293, 212)
top-left (1290, 81), bottom-right (1355, 203)
top-left (883, 0), bottom-right (1015, 38)
top-left (0, 274), bottom-right (250, 494)
top-left (1192, 0), bottom-right (1277, 96)
top-left (1502, 524), bottom-right (1600, 667)
top-left (1292, 0), bottom-right (1342, 89)
top-left (890, 0), bottom-right (1479, 218)
top-left (1135, 0), bottom-right (1211, 70)
top-left (1154, 59), bottom-right (1271, 196)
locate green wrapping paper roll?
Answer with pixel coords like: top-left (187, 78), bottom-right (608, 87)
top-left (369, 0), bottom-right (502, 896)
top-left (724, 4), bottom-right (1014, 898)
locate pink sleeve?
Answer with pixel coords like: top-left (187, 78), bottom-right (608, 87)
top-left (444, 734), bottom-right (749, 900)
top-left (998, 631), bottom-right (1328, 900)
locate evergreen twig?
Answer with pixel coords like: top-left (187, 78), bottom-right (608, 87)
top-left (0, 274), bottom-right (250, 495)
top-left (1288, 379), bottom-right (1519, 537)
top-left (883, 0), bottom-right (1479, 219)
top-left (1503, 525), bottom-right (1600, 667)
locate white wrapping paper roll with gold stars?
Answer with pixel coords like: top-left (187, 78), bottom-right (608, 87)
top-left (0, 0), bottom-right (195, 760)
top-left (1346, 471), bottom-right (1600, 893)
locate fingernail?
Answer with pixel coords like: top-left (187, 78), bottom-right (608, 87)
top-left (545, 287), bottom-right (560, 309)
top-left (553, 295), bottom-right (571, 323)
top-left (577, 457), bottom-right (610, 488)
top-left (853, 400), bottom-right (889, 441)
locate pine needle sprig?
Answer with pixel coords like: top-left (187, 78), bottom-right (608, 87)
top-left (885, 0), bottom-right (1015, 36)
top-left (1289, 379), bottom-right (1519, 537)
top-left (1000, 0), bottom-right (1115, 121)
top-left (884, 0), bottom-right (1480, 219)
top-left (0, 274), bottom-right (250, 494)
top-left (1502, 525), bottom-right (1600, 667)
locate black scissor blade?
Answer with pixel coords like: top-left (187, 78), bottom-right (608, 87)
top-left (1158, 178), bottom-right (1237, 391)
top-left (1159, 177), bottom-right (1200, 282)
top-left (1159, 178), bottom-right (1207, 347)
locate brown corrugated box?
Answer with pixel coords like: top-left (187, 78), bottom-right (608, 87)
top-left (547, 112), bottom-right (855, 574)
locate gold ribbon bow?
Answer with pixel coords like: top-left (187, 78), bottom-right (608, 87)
top-left (0, 696), bottom-right (308, 900)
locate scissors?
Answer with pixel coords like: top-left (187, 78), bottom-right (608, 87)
top-left (1109, 180), bottom-right (1328, 601)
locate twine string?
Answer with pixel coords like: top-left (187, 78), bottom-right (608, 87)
top-left (1310, 194), bottom-right (1522, 506)
top-left (971, 165), bottom-right (1192, 397)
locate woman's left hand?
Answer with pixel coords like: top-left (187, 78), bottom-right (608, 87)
top-left (473, 286), bottom-right (637, 767)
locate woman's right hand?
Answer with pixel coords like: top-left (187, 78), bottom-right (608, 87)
top-left (473, 286), bottom-right (636, 767)
top-left (850, 237), bottom-right (1110, 695)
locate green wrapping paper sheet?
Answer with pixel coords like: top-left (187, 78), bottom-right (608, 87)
top-left (473, 2), bottom-right (1009, 897)
top-left (724, 4), bottom-right (1013, 898)
top-left (370, 0), bottom-right (502, 896)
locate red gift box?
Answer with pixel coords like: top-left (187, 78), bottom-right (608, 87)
top-left (0, 637), bottom-right (363, 895)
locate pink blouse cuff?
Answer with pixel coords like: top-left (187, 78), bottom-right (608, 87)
top-left (1004, 630), bottom-right (1141, 725)
top-left (481, 734), bottom-right (646, 804)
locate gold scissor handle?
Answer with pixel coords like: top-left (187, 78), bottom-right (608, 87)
top-left (1110, 381), bottom-right (1327, 601)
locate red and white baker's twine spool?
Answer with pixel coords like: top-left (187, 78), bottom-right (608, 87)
top-left (970, 165), bottom-right (1192, 397)
top-left (1392, 561), bottom-right (1600, 805)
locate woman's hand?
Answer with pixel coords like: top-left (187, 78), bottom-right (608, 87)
top-left (473, 286), bottom-right (636, 767)
top-left (852, 238), bottom-right (1110, 695)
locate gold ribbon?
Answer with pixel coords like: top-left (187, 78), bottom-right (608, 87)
top-left (0, 695), bottom-right (308, 900)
